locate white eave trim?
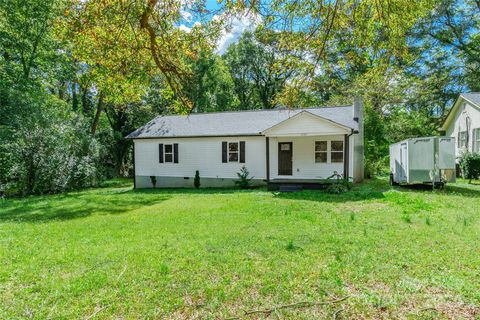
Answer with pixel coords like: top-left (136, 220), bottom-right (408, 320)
top-left (261, 110), bottom-right (352, 135)
top-left (441, 95), bottom-right (480, 131)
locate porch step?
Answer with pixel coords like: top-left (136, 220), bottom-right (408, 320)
top-left (278, 185), bottom-right (303, 192)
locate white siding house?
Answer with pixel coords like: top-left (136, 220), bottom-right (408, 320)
top-left (440, 93), bottom-right (480, 160)
top-left (127, 99), bottom-right (364, 188)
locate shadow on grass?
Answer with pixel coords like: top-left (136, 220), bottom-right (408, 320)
top-left (393, 182), bottom-right (480, 198)
top-left (273, 179), bottom-right (389, 203)
top-left (132, 187), bottom-right (252, 195)
top-left (443, 184), bottom-right (480, 198)
top-left (0, 188), bottom-right (169, 223)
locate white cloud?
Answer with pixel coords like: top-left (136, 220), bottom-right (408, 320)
top-left (179, 24), bottom-right (192, 33)
top-left (215, 12), bottom-right (261, 54)
top-left (180, 10), bottom-right (193, 22)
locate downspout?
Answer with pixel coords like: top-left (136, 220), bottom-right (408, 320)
top-left (344, 130), bottom-right (355, 179)
top-left (132, 141), bottom-right (136, 189)
top-left (266, 137), bottom-right (270, 182)
top-left (465, 115), bottom-right (471, 150)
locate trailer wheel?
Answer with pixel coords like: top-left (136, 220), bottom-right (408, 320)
top-left (434, 182), bottom-right (445, 190)
top-left (389, 174), bottom-right (398, 186)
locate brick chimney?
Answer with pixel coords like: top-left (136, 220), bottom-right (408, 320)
top-left (353, 97), bottom-right (364, 182)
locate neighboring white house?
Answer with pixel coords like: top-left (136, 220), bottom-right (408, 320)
top-left (126, 98), bottom-right (364, 188)
top-left (440, 93), bottom-right (480, 160)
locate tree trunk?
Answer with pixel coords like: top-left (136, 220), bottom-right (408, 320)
top-left (72, 80), bottom-right (79, 111)
top-left (91, 92), bottom-right (105, 135)
top-left (81, 85), bottom-right (90, 115)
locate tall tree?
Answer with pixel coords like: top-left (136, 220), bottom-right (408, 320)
top-left (224, 31), bottom-right (296, 109)
top-left (416, 0), bottom-right (480, 92)
top-left (186, 52), bottom-right (239, 112)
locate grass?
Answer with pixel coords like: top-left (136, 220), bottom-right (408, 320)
top-left (1, 178), bottom-right (479, 319)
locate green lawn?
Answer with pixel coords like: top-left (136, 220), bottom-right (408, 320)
top-left (1, 179), bottom-right (479, 319)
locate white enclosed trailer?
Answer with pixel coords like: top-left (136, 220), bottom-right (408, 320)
top-left (389, 136), bottom-right (456, 186)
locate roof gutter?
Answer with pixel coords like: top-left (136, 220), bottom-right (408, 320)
top-left (125, 133), bottom-right (265, 140)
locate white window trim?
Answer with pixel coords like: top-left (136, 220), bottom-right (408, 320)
top-left (331, 140), bottom-right (344, 163)
top-left (314, 140), bottom-right (344, 163)
top-left (458, 131), bottom-right (467, 149)
top-left (228, 141), bottom-right (239, 163)
top-left (314, 141), bottom-right (328, 163)
top-left (164, 144), bottom-right (174, 163)
top-left (474, 128), bottom-right (480, 153)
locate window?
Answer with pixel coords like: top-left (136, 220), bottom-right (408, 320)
top-left (331, 141), bottom-right (344, 163)
top-left (474, 128), bottom-right (480, 153)
top-left (458, 131), bottom-right (467, 148)
top-left (159, 143), bottom-right (178, 163)
top-left (315, 140), bottom-right (344, 163)
top-left (222, 141), bottom-right (245, 163)
top-left (315, 141), bottom-right (327, 163)
top-left (164, 144), bottom-right (173, 163)
top-left (228, 142), bottom-right (239, 162)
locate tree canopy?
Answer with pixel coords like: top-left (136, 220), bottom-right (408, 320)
top-left (1, 0), bottom-right (479, 194)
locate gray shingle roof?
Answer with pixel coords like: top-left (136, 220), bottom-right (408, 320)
top-left (126, 106), bottom-right (358, 139)
top-left (461, 93), bottom-right (480, 107)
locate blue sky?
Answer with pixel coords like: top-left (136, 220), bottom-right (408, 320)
top-left (179, 0), bottom-right (260, 54)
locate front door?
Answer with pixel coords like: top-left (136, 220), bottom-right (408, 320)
top-left (278, 142), bottom-right (293, 175)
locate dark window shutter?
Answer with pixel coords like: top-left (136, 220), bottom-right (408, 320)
top-left (240, 141), bottom-right (245, 163)
top-left (173, 143), bottom-right (179, 163)
top-left (159, 143), bottom-right (164, 163)
top-left (222, 141), bottom-right (228, 163)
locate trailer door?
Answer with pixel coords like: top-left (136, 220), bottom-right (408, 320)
top-left (438, 137), bottom-right (455, 169)
top-left (400, 143), bottom-right (407, 180)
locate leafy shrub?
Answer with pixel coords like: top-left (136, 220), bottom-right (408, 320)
top-left (150, 176), bottom-right (157, 188)
top-left (365, 156), bottom-right (388, 178)
top-left (235, 166), bottom-right (253, 189)
top-left (325, 172), bottom-right (352, 194)
top-left (459, 152), bottom-right (480, 183)
top-left (194, 170), bottom-right (200, 189)
top-left (0, 99), bottom-right (102, 196)
top-left (285, 240), bottom-right (296, 251)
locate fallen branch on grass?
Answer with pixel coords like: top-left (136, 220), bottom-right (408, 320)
top-left (225, 296), bottom-right (350, 319)
top-left (84, 305), bottom-right (108, 320)
top-left (333, 307), bottom-right (344, 319)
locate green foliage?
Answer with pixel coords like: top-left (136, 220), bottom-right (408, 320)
top-left (0, 0), bottom-right (478, 196)
top-left (459, 153), bottom-right (480, 182)
top-left (425, 216), bottom-right (431, 226)
top-left (223, 32), bottom-right (295, 109)
top-left (185, 52), bottom-right (239, 112)
top-left (1, 178), bottom-right (479, 318)
top-left (363, 104), bottom-right (389, 178)
top-left (285, 240), bottom-right (297, 251)
top-left (325, 172), bottom-right (353, 194)
top-left (402, 214), bottom-right (412, 224)
top-left (150, 176), bottom-right (157, 188)
top-left (235, 166), bottom-right (253, 189)
top-left (326, 179), bottom-right (353, 194)
top-left (194, 170), bottom-right (201, 189)
top-left (0, 99), bottom-right (101, 196)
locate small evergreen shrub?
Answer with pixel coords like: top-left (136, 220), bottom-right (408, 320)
top-left (194, 170), bottom-right (201, 189)
top-left (235, 166), bottom-right (253, 189)
top-left (286, 240), bottom-right (296, 251)
top-left (150, 176), bottom-right (157, 188)
top-left (402, 214), bottom-right (412, 224)
top-left (459, 152), bottom-right (480, 183)
top-left (425, 216), bottom-right (431, 226)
